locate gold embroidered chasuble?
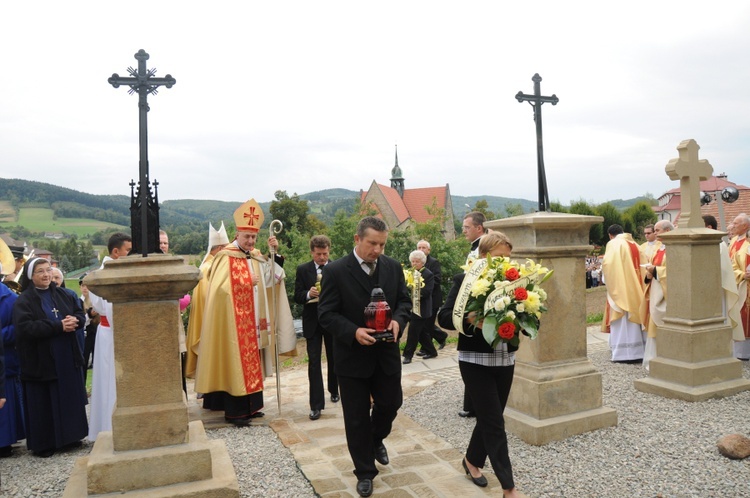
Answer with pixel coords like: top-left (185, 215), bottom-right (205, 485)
top-left (601, 233), bottom-right (644, 332)
top-left (640, 246), bottom-right (667, 338)
top-left (729, 235), bottom-right (750, 339)
top-left (194, 245), bottom-right (296, 397)
top-left (185, 253), bottom-right (215, 378)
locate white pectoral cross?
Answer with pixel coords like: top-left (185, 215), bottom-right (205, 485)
top-left (51, 307), bottom-right (60, 318)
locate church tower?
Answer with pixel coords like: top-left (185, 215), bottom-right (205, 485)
top-left (390, 145), bottom-right (405, 197)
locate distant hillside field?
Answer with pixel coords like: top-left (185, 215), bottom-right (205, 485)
top-left (0, 207), bottom-right (128, 237)
top-left (0, 200), bottom-right (15, 222)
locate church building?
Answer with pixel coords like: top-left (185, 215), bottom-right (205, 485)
top-left (360, 147), bottom-right (455, 240)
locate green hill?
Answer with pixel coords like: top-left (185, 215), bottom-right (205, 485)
top-left (0, 178), bottom-right (650, 239)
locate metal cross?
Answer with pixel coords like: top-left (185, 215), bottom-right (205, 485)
top-left (51, 307), bottom-right (59, 318)
top-left (108, 49), bottom-right (175, 257)
top-left (515, 73), bottom-right (559, 212)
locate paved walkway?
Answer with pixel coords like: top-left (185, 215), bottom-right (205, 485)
top-left (188, 328), bottom-right (610, 497)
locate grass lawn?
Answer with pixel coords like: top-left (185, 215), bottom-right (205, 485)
top-left (0, 207), bottom-right (127, 238)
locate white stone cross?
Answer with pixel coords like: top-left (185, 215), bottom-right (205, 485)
top-left (665, 139), bottom-right (713, 229)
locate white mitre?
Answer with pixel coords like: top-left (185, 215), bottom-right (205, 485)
top-left (202, 221), bottom-right (230, 265)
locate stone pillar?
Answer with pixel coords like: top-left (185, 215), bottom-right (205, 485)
top-left (634, 139), bottom-right (750, 400)
top-left (487, 212), bottom-right (617, 445)
top-left (64, 255), bottom-right (239, 497)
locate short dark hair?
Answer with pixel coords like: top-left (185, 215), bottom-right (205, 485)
top-left (309, 235), bottom-right (331, 251)
top-left (108, 232), bottom-right (132, 254)
top-left (644, 224), bottom-right (655, 232)
top-left (356, 216), bottom-right (388, 238)
top-left (702, 215), bottom-right (718, 230)
top-left (608, 224), bottom-right (624, 236)
top-left (464, 211), bottom-right (486, 229)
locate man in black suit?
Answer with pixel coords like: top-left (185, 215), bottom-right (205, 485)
top-left (318, 216), bottom-right (411, 498)
top-left (294, 235), bottom-right (339, 421)
top-left (416, 239), bottom-right (447, 352)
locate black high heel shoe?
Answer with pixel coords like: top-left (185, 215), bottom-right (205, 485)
top-left (462, 458), bottom-right (488, 487)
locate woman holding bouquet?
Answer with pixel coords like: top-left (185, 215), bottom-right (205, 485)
top-left (438, 231), bottom-right (521, 498)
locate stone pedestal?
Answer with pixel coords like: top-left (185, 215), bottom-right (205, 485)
top-left (486, 212), bottom-right (617, 445)
top-left (634, 229), bottom-right (750, 400)
top-left (64, 255), bottom-right (240, 497)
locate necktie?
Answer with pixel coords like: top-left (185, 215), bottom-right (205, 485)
top-left (364, 261), bottom-right (376, 276)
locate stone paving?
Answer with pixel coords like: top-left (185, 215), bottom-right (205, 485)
top-left (189, 328), bottom-right (610, 497)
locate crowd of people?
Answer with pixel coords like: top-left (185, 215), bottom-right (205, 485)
top-left (2, 204), bottom-right (748, 497)
top-left (5, 203), bottom-right (651, 498)
top-left (598, 214), bottom-right (750, 368)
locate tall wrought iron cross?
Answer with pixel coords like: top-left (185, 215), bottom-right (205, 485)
top-left (515, 73), bottom-right (558, 212)
top-left (108, 49), bottom-right (175, 257)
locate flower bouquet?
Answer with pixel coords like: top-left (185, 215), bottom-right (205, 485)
top-left (452, 256), bottom-right (553, 348)
top-left (403, 267), bottom-right (425, 317)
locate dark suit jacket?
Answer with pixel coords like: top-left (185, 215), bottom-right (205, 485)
top-left (294, 259), bottom-right (325, 339)
top-left (412, 267), bottom-right (433, 318)
top-left (424, 255), bottom-right (442, 314)
top-left (318, 252), bottom-right (411, 378)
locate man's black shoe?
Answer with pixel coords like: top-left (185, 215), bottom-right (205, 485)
top-left (416, 350), bottom-right (427, 357)
top-left (250, 411), bottom-right (265, 418)
top-left (331, 394), bottom-right (340, 403)
top-left (438, 340), bottom-right (446, 350)
top-left (402, 357), bottom-right (412, 365)
top-left (458, 410), bottom-right (475, 418)
top-left (356, 478), bottom-right (373, 497)
top-left (309, 409), bottom-right (321, 420)
top-left (422, 353), bottom-right (437, 360)
top-left (374, 442), bottom-right (389, 465)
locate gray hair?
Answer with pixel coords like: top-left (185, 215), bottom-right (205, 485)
top-left (417, 239), bottom-right (430, 249)
top-left (655, 220), bottom-right (674, 232)
top-left (409, 250), bottom-right (427, 264)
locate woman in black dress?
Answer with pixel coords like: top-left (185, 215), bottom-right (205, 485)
top-left (13, 257), bottom-right (88, 457)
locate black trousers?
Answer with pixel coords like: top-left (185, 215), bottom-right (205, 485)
top-left (459, 360), bottom-right (515, 490)
top-left (338, 364), bottom-right (402, 480)
top-left (429, 312), bottom-right (448, 344)
top-left (83, 323), bottom-right (97, 367)
top-left (306, 327), bottom-right (339, 410)
top-left (403, 316), bottom-right (438, 359)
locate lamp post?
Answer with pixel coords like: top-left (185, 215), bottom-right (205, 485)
top-left (700, 186), bottom-right (740, 231)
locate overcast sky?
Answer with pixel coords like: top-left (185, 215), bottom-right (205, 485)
top-left (2, 1), bottom-right (749, 207)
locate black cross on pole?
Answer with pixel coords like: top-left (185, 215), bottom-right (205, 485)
top-left (515, 73), bottom-right (558, 212)
top-left (108, 49), bottom-right (175, 257)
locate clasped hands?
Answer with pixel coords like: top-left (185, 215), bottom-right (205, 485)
top-left (355, 321), bottom-right (400, 345)
top-left (61, 315), bottom-right (79, 333)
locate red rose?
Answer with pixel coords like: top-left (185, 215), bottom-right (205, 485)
top-left (505, 268), bottom-right (520, 281)
top-left (498, 322), bottom-right (516, 340)
top-left (514, 287), bottom-right (528, 301)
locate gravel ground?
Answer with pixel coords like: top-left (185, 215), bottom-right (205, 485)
top-left (2, 351), bottom-right (748, 497)
top-left (0, 423), bottom-right (315, 497)
top-left (402, 350), bottom-right (750, 498)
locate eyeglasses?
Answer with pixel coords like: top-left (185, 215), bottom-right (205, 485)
top-left (33, 268), bottom-right (53, 275)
